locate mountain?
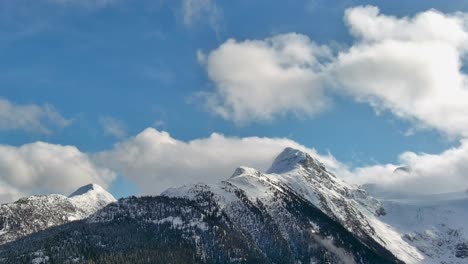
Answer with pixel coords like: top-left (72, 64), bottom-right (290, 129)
top-left (0, 183), bottom-right (116, 245)
top-left (69, 184), bottom-right (118, 216)
top-left (0, 148), bottom-right (464, 263)
top-left (378, 192), bottom-right (468, 264)
top-left (165, 148), bottom-right (425, 263)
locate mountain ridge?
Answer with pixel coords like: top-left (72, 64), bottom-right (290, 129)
top-left (0, 148), bottom-right (465, 263)
top-left (0, 183), bottom-right (115, 246)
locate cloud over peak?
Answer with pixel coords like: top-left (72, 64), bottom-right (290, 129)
top-left (95, 127), bottom-right (468, 197)
top-left (94, 127), bottom-right (339, 195)
top-left (344, 139), bottom-right (468, 195)
top-left (1, 126), bottom-right (468, 202)
top-left (0, 141), bottom-right (115, 203)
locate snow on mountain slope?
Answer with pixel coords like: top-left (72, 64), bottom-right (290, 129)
top-left (163, 178), bottom-right (402, 263)
top-left (268, 148), bottom-right (427, 263)
top-left (0, 184), bottom-right (115, 245)
top-left (69, 183), bottom-right (117, 216)
top-left (379, 192), bottom-right (468, 264)
top-left (3, 147), bottom-right (464, 263)
top-left (164, 147), bottom-right (424, 263)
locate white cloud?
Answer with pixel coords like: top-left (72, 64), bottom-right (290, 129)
top-left (1, 126), bottom-right (465, 202)
top-left (330, 6), bottom-right (468, 137)
top-left (95, 127), bottom-right (340, 195)
top-left (94, 127), bottom-right (468, 197)
top-left (200, 33), bottom-right (332, 123)
top-left (0, 141), bottom-right (116, 203)
top-left (99, 116), bottom-right (127, 139)
top-left (0, 98), bottom-right (71, 134)
top-left (200, 6), bottom-right (468, 137)
top-left (193, 6), bottom-right (468, 195)
top-left (0, 183), bottom-right (22, 205)
top-left (181, 0), bottom-right (222, 33)
top-left (341, 140), bottom-right (468, 195)
top-left (3, 6), bottom-right (467, 201)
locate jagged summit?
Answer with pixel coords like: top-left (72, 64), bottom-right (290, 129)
top-left (69, 183), bottom-right (107, 197)
top-left (231, 166), bottom-right (260, 178)
top-left (267, 147), bottom-right (324, 174)
top-left (1, 150), bottom-right (427, 263)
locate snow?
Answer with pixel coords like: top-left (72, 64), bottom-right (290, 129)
top-left (0, 183), bottom-right (116, 245)
top-left (166, 147), bottom-right (425, 263)
top-left (378, 192), bottom-right (468, 263)
top-left (151, 216), bottom-right (209, 231)
top-left (69, 183), bottom-right (117, 215)
top-left (267, 147), bottom-right (320, 174)
top-left (154, 216), bottom-right (184, 226)
top-left (230, 148), bottom-right (425, 263)
top-left (31, 250), bottom-right (49, 264)
top-left (31, 256), bottom-right (48, 264)
top-left (6, 147), bottom-right (465, 263)
top-left (255, 167), bottom-right (423, 263)
top-left (231, 166), bottom-right (261, 178)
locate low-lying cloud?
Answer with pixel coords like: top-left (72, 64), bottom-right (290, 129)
top-left (1, 127), bottom-right (468, 202)
top-left (342, 139), bottom-right (468, 196)
top-left (94, 127), bottom-right (340, 195)
top-left (95, 128), bottom-right (468, 197)
top-left (0, 141), bottom-right (115, 203)
top-left (2, 6), bottom-right (468, 202)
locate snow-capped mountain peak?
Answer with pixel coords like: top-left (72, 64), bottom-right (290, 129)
top-left (163, 147), bottom-right (423, 263)
top-left (68, 183), bottom-right (116, 215)
top-left (0, 183), bottom-right (116, 245)
top-left (231, 166), bottom-right (261, 178)
top-left (1, 148), bottom-right (465, 263)
top-left (267, 147), bottom-right (326, 174)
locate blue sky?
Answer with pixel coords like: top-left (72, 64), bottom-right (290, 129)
top-left (1, 0), bottom-right (468, 201)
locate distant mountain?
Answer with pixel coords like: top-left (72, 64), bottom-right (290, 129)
top-left (379, 192), bottom-right (468, 263)
top-left (0, 183), bottom-right (116, 245)
top-left (69, 183), bottom-right (118, 216)
top-left (0, 148), bottom-right (465, 263)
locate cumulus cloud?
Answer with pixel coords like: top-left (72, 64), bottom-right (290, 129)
top-left (1, 126), bottom-right (466, 202)
top-left (95, 127), bottom-right (340, 195)
top-left (341, 140), bottom-right (468, 196)
top-left (0, 141), bottom-right (115, 203)
top-left (199, 33), bottom-right (332, 123)
top-left (0, 183), bottom-right (23, 206)
top-left (200, 6), bottom-right (468, 137)
top-left (0, 98), bottom-right (71, 134)
top-left (330, 6), bottom-right (468, 137)
top-left (94, 127), bottom-right (468, 197)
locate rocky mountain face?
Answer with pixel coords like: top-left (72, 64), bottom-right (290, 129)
top-left (0, 148), bottom-right (464, 263)
top-left (0, 184), bottom-right (116, 246)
